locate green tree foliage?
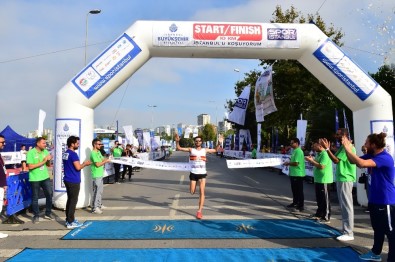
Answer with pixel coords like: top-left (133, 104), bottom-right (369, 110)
top-left (160, 131), bottom-right (172, 141)
top-left (201, 124), bottom-right (216, 142)
top-left (178, 137), bottom-right (194, 148)
top-left (370, 64), bottom-right (395, 117)
top-left (227, 5), bottom-right (350, 147)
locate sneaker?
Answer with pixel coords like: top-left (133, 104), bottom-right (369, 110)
top-left (92, 208), bottom-right (103, 214)
top-left (66, 220), bottom-right (83, 229)
top-left (336, 234), bottom-right (354, 241)
top-left (292, 207), bottom-right (304, 212)
top-left (196, 211), bottom-right (203, 219)
top-left (44, 214), bottom-right (54, 220)
top-left (115, 182), bottom-right (121, 184)
top-left (32, 216), bottom-right (40, 224)
top-left (359, 250), bottom-right (382, 261)
top-left (100, 205), bottom-right (106, 210)
top-left (0, 232), bottom-right (8, 239)
top-left (308, 214), bottom-right (320, 220)
top-left (318, 218), bottom-right (330, 224)
top-left (286, 203), bottom-right (297, 208)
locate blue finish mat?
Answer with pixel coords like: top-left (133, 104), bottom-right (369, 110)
top-left (62, 219), bottom-right (340, 240)
top-left (7, 247), bottom-right (360, 262)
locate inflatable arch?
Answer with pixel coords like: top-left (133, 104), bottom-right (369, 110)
top-left (54, 21), bottom-right (393, 209)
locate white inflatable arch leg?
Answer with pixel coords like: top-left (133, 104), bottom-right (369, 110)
top-left (54, 21), bottom-right (392, 209)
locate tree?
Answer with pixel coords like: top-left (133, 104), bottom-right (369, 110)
top-left (160, 131), bottom-right (172, 141)
top-left (178, 137), bottom-right (194, 148)
top-left (201, 124), bottom-right (216, 142)
top-left (226, 5), bottom-right (348, 147)
top-left (370, 64), bottom-right (395, 117)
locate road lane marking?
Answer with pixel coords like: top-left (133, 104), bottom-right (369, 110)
top-left (244, 176), bottom-right (259, 184)
top-left (169, 194), bottom-right (180, 217)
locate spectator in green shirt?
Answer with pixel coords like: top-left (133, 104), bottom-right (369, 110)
top-left (111, 141), bottom-right (123, 184)
top-left (321, 128), bottom-right (356, 242)
top-left (26, 137), bottom-right (53, 224)
top-left (305, 140), bottom-right (334, 224)
top-left (90, 138), bottom-right (110, 214)
top-left (284, 138), bottom-right (306, 212)
top-left (251, 144), bottom-right (257, 159)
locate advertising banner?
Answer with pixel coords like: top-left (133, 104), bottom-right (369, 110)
top-left (54, 119), bottom-right (81, 192)
top-left (255, 66), bottom-right (277, 122)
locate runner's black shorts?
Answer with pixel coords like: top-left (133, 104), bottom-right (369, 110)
top-left (189, 173), bottom-right (207, 181)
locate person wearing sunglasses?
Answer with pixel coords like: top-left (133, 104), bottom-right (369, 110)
top-left (175, 134), bottom-right (223, 219)
top-left (90, 138), bottom-right (110, 214)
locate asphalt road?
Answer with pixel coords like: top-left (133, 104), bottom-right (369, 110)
top-left (0, 151), bottom-right (385, 261)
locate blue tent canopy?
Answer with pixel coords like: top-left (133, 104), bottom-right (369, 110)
top-left (0, 125), bottom-right (36, 152)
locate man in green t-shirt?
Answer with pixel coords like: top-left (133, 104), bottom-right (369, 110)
top-left (26, 137), bottom-right (53, 224)
top-left (305, 140), bottom-right (334, 224)
top-left (251, 144), bottom-right (257, 159)
top-left (90, 138), bottom-right (110, 214)
top-left (321, 128), bottom-right (356, 242)
top-left (284, 138), bottom-right (306, 212)
top-left (111, 141), bottom-right (123, 184)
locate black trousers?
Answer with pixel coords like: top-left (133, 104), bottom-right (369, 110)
top-left (122, 165), bottom-right (133, 180)
top-left (290, 176), bottom-right (304, 208)
top-left (315, 183), bottom-right (331, 220)
top-left (369, 203), bottom-right (395, 260)
top-left (113, 163), bottom-right (121, 182)
top-left (64, 181), bottom-right (80, 223)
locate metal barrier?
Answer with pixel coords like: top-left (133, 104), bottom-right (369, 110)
top-left (2, 172), bottom-right (31, 224)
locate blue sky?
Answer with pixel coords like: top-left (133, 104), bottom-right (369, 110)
top-left (0, 0), bottom-right (393, 135)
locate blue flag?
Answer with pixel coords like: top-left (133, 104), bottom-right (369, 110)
top-left (335, 109), bottom-right (339, 132)
top-left (343, 109), bottom-right (350, 138)
top-left (335, 109), bottom-right (340, 147)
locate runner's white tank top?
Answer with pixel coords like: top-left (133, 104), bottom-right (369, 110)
top-left (189, 148), bottom-right (207, 174)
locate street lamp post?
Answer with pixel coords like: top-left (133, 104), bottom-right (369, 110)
top-left (234, 68), bottom-right (241, 82)
top-left (85, 9), bottom-right (101, 66)
top-left (147, 105), bottom-right (157, 131)
top-left (208, 101), bottom-right (218, 144)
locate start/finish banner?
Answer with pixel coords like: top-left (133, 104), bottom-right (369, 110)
top-left (226, 158), bottom-right (282, 168)
top-left (112, 156), bottom-right (283, 170)
top-left (111, 157), bottom-right (192, 172)
top-left (153, 22), bottom-right (300, 49)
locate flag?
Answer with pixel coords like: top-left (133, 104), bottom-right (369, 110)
top-left (135, 129), bottom-right (143, 147)
top-left (184, 127), bottom-right (192, 138)
top-left (239, 129), bottom-right (252, 151)
top-left (193, 127), bottom-right (199, 138)
top-left (257, 123), bottom-right (261, 152)
top-left (297, 120), bottom-right (307, 147)
top-left (254, 66), bottom-right (277, 122)
top-left (234, 131), bottom-right (239, 151)
top-left (227, 85), bottom-right (250, 126)
top-left (343, 109), bottom-right (350, 138)
top-left (38, 109), bottom-right (46, 137)
top-left (143, 131), bottom-right (151, 150)
top-left (123, 125), bottom-right (134, 144)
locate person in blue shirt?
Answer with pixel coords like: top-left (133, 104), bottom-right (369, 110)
top-left (342, 132), bottom-right (395, 262)
top-left (62, 136), bottom-right (91, 229)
